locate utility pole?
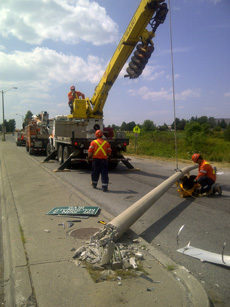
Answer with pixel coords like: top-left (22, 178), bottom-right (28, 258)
top-left (1, 87), bottom-right (18, 141)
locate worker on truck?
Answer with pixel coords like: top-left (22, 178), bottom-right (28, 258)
top-left (88, 130), bottom-right (111, 192)
top-left (192, 153), bottom-right (221, 195)
top-left (68, 85), bottom-right (85, 113)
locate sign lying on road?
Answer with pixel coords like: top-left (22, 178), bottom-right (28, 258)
top-left (46, 206), bottom-right (100, 216)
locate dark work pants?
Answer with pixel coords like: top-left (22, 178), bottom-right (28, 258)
top-left (197, 176), bottom-right (215, 194)
top-left (91, 159), bottom-right (109, 189)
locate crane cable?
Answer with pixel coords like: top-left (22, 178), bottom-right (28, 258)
top-left (168, 0), bottom-right (179, 171)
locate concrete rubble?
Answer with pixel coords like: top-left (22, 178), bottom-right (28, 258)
top-left (73, 224), bottom-right (144, 272)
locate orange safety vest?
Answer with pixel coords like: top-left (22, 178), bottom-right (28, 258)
top-left (88, 139), bottom-right (111, 159)
top-left (68, 91), bottom-right (85, 102)
top-left (196, 160), bottom-right (216, 182)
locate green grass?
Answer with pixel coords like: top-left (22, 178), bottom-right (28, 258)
top-left (126, 131), bottom-right (230, 164)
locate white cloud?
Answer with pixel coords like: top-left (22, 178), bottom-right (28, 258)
top-left (128, 86), bottom-right (201, 101)
top-left (0, 0), bottom-right (119, 45)
top-left (142, 65), bottom-right (165, 81)
top-left (0, 47), bottom-right (105, 84)
top-left (128, 86), bottom-right (171, 101)
top-left (176, 88), bottom-right (201, 100)
top-left (224, 92), bottom-right (230, 97)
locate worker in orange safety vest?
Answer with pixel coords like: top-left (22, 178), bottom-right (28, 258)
top-left (192, 153), bottom-right (217, 195)
top-left (68, 85), bottom-right (85, 113)
top-left (88, 130), bottom-right (111, 192)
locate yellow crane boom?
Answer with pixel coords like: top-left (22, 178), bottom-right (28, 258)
top-left (69, 0), bottom-right (168, 119)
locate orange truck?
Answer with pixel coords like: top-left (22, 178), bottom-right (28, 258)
top-left (15, 129), bottom-right (26, 146)
top-left (25, 112), bottom-right (49, 155)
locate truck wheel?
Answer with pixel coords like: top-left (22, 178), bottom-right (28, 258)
top-left (58, 145), bottom-right (63, 164)
top-left (63, 146), bottom-right (70, 163)
top-left (46, 143), bottom-right (51, 156)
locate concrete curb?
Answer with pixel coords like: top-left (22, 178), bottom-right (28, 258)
top-left (0, 151), bottom-right (34, 306)
top-left (146, 243), bottom-right (210, 307)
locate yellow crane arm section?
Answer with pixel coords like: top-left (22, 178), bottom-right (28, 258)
top-left (89, 0), bottom-right (167, 117)
top-left (70, 0), bottom-right (167, 119)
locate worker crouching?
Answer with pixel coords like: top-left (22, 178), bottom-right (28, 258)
top-left (88, 130), bottom-right (112, 192)
top-left (192, 153), bottom-right (222, 196)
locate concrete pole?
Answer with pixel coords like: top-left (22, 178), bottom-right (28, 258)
top-left (1, 90), bottom-right (5, 141)
top-left (108, 164), bottom-right (198, 240)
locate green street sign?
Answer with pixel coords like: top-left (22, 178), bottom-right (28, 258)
top-left (46, 206), bottom-right (100, 216)
top-left (133, 126), bottom-right (140, 134)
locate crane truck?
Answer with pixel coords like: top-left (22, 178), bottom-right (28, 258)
top-left (44, 0), bottom-right (168, 171)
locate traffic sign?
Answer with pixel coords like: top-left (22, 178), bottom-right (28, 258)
top-left (133, 125), bottom-right (140, 134)
top-left (46, 206), bottom-right (100, 216)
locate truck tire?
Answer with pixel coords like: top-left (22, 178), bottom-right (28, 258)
top-left (58, 145), bottom-right (63, 164)
top-left (46, 142), bottom-right (51, 156)
top-left (63, 146), bottom-right (70, 163)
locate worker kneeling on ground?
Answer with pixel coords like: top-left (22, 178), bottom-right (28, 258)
top-left (192, 153), bottom-right (221, 196)
top-left (88, 130), bottom-right (112, 192)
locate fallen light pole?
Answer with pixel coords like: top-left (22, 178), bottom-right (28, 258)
top-left (106, 164), bottom-right (198, 241)
top-left (73, 165), bottom-right (198, 268)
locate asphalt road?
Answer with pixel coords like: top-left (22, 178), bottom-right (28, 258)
top-left (2, 134), bottom-right (230, 306)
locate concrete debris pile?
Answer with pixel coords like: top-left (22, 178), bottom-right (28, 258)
top-left (73, 224), bottom-right (143, 270)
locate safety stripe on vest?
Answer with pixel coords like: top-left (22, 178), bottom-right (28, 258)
top-left (94, 140), bottom-right (107, 156)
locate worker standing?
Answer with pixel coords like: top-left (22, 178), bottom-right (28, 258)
top-left (192, 153), bottom-right (221, 195)
top-left (68, 85), bottom-right (85, 113)
top-left (88, 130), bottom-right (112, 192)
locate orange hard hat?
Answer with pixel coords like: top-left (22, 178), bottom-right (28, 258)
top-left (192, 153), bottom-right (201, 163)
top-left (70, 86), bottom-right (75, 90)
top-left (95, 130), bottom-right (103, 137)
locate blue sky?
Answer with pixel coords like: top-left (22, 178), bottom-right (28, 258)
top-left (0, 0), bottom-right (229, 129)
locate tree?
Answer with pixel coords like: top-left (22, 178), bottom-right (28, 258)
top-left (219, 119), bottom-right (227, 129)
top-left (185, 122), bottom-right (202, 139)
top-left (158, 123), bottom-right (168, 131)
top-left (207, 117), bottom-right (216, 128)
top-left (224, 124), bottom-right (230, 141)
top-left (201, 123), bottom-right (210, 134)
top-left (177, 119), bottom-right (187, 130)
top-left (0, 119), bottom-right (16, 132)
top-left (142, 120), bottom-right (156, 132)
top-left (184, 122), bottom-right (206, 151)
top-left (120, 121), bottom-right (128, 131)
top-left (111, 124), bottom-right (120, 130)
top-left (8, 119), bottom-right (16, 132)
top-left (126, 121), bottom-right (136, 131)
top-left (197, 116), bottom-right (208, 125)
top-left (171, 118), bottom-right (181, 130)
top-left (24, 110), bottom-right (33, 126)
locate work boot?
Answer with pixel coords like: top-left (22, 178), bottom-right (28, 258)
top-left (91, 182), bottom-right (97, 189)
top-left (102, 187), bottom-right (108, 192)
top-left (201, 189), bottom-right (213, 197)
top-left (214, 185), bottom-right (222, 195)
